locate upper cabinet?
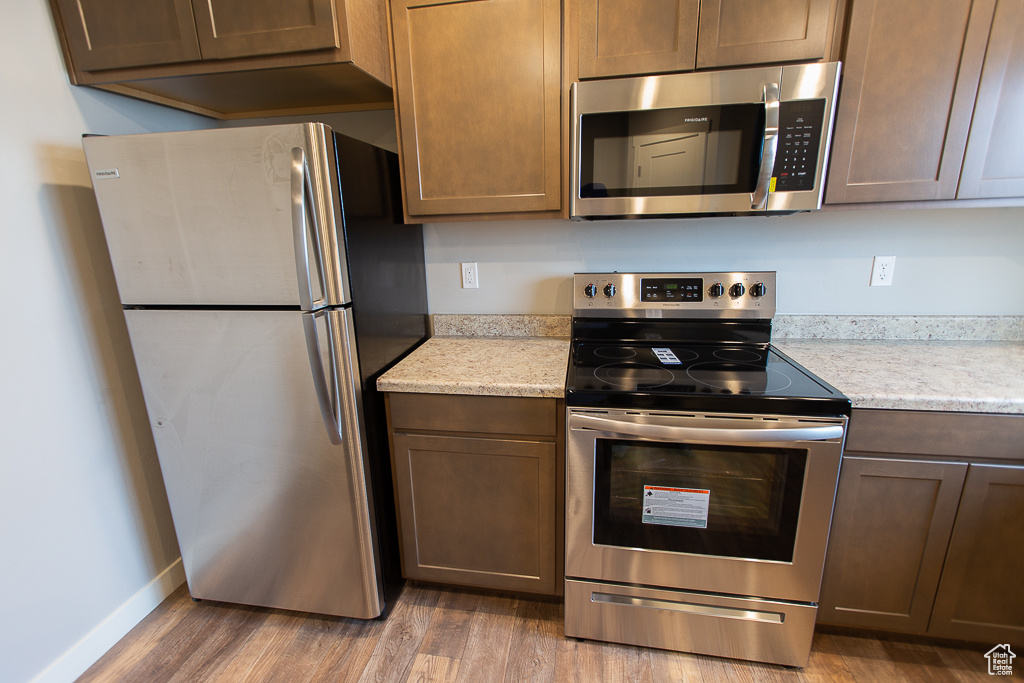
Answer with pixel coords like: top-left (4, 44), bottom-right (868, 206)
top-left (826, 0), bottom-right (1024, 204)
top-left (958, 0), bottom-right (1024, 199)
top-left (389, 0), bottom-right (563, 220)
top-left (52, 0), bottom-right (201, 71)
top-left (47, 0), bottom-right (393, 118)
top-left (577, 0), bottom-right (842, 79)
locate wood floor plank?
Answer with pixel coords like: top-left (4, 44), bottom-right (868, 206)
top-left (797, 632), bottom-right (856, 683)
top-left (648, 648), bottom-right (706, 683)
top-left (76, 582), bottom-right (1003, 683)
top-left (453, 594), bottom-right (518, 683)
top-left (246, 611), bottom-right (360, 683)
top-left (418, 588), bottom-right (482, 659)
top-left (76, 586), bottom-right (195, 682)
top-left (210, 609), bottom-right (307, 681)
top-left (164, 603), bottom-right (269, 682)
top-left (503, 597), bottom-right (561, 683)
top-left (407, 653), bottom-right (461, 683)
top-left (355, 584), bottom-right (441, 683)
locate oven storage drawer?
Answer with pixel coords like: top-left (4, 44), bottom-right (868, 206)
top-left (565, 578), bottom-right (818, 668)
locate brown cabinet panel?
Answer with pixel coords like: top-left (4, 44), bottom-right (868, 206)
top-left (190, 0), bottom-right (341, 61)
top-left (959, 0), bottom-right (1024, 199)
top-left (929, 464), bottom-right (1024, 646)
top-left (818, 456), bottom-right (968, 632)
top-left (390, 0), bottom-right (562, 217)
top-left (696, 0), bottom-right (836, 69)
top-left (578, 0), bottom-right (698, 78)
top-left (825, 0), bottom-right (996, 203)
top-left (389, 394), bottom-right (557, 437)
top-left (391, 432), bottom-right (558, 594)
top-left (53, 0), bottom-right (201, 71)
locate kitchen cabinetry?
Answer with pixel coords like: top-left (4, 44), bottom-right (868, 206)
top-left (825, 0), bottom-right (1024, 204)
top-left (577, 0), bottom-right (843, 79)
top-left (389, 0), bottom-right (563, 220)
top-left (818, 409), bottom-right (1024, 647)
top-left (958, 0), bottom-right (1024, 199)
top-left (47, 0), bottom-right (392, 118)
top-left (386, 393), bottom-right (564, 595)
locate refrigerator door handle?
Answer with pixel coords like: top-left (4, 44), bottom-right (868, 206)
top-left (302, 310), bottom-right (343, 444)
top-left (291, 147), bottom-right (327, 311)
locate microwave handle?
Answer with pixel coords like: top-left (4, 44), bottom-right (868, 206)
top-left (571, 413), bottom-right (844, 443)
top-left (751, 82), bottom-right (780, 210)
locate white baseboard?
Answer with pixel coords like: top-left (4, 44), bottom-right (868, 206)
top-left (30, 559), bottom-right (186, 683)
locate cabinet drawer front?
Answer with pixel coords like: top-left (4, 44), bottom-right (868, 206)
top-left (392, 433), bottom-right (557, 593)
top-left (696, 0), bottom-right (835, 69)
top-left (388, 393), bottom-right (557, 437)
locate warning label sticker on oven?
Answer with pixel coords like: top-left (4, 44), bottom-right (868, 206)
top-left (642, 486), bottom-right (710, 528)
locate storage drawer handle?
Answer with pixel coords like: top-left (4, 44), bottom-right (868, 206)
top-left (592, 592), bottom-right (785, 624)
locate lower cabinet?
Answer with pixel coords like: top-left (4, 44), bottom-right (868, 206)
top-left (385, 393), bottom-right (563, 596)
top-left (817, 409), bottom-right (1024, 647)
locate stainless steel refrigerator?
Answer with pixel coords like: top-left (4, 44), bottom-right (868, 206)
top-left (83, 123), bottom-right (427, 618)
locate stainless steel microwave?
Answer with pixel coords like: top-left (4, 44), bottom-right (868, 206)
top-left (570, 62), bottom-right (841, 219)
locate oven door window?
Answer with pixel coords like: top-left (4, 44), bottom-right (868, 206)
top-left (578, 104), bottom-right (765, 198)
top-left (593, 438), bottom-right (806, 562)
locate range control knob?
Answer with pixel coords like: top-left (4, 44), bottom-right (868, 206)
top-left (708, 282), bottom-right (725, 298)
top-left (750, 282), bottom-right (767, 298)
top-left (603, 283), bottom-right (617, 298)
top-left (729, 283), bottom-right (746, 298)
top-left (584, 283), bottom-right (598, 298)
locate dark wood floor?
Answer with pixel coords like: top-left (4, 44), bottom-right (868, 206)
top-left (78, 582), bottom-right (996, 682)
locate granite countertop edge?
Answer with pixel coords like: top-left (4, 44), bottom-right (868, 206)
top-left (379, 315), bottom-right (1024, 414)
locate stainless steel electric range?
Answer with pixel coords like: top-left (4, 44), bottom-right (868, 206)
top-left (564, 272), bottom-right (850, 668)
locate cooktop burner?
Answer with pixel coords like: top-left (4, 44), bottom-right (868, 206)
top-left (566, 271), bottom-right (850, 416)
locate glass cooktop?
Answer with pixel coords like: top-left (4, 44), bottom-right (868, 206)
top-left (566, 342), bottom-right (850, 416)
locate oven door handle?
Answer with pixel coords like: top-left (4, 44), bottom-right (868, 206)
top-left (571, 414), bottom-right (843, 443)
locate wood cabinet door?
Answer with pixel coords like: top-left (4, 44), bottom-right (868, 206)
top-left (696, 0), bottom-right (836, 69)
top-left (391, 432), bottom-right (558, 594)
top-left (190, 0), bottom-right (341, 61)
top-left (958, 0), bottom-right (1024, 199)
top-left (52, 0), bottom-right (201, 71)
top-left (825, 0), bottom-right (996, 203)
top-left (928, 464), bottom-right (1024, 645)
top-left (578, 0), bottom-right (699, 78)
top-left (390, 0), bottom-right (562, 217)
top-left (817, 456), bottom-right (968, 633)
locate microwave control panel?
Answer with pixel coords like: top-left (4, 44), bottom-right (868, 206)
top-left (771, 99), bottom-right (826, 193)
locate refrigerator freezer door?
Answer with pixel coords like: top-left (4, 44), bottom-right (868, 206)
top-left (123, 308), bottom-right (383, 618)
top-left (84, 123), bottom-right (350, 307)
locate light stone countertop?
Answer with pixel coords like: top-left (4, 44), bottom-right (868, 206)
top-left (379, 315), bottom-right (1024, 414)
top-left (377, 336), bottom-right (570, 398)
top-left (775, 339), bottom-right (1024, 414)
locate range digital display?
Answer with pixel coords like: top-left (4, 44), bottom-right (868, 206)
top-left (641, 278), bottom-right (703, 302)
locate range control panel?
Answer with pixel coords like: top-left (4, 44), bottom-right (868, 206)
top-left (574, 272), bottom-right (776, 319)
top-left (771, 99), bottom-right (826, 193)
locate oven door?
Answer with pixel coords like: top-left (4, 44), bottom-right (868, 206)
top-left (566, 409), bottom-right (846, 603)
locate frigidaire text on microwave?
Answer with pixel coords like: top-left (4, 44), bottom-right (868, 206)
top-left (571, 62), bottom-right (841, 219)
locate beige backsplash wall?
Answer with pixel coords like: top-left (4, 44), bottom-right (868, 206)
top-left (423, 206), bottom-right (1024, 316)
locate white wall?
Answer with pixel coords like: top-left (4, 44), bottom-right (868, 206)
top-left (424, 207), bottom-right (1024, 315)
top-left (0, 3), bottom-right (214, 682)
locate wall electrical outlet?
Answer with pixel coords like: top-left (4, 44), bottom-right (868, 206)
top-left (870, 256), bottom-right (896, 286)
top-left (461, 262), bottom-right (479, 289)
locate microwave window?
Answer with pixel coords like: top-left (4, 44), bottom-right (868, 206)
top-left (579, 104), bottom-right (764, 198)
